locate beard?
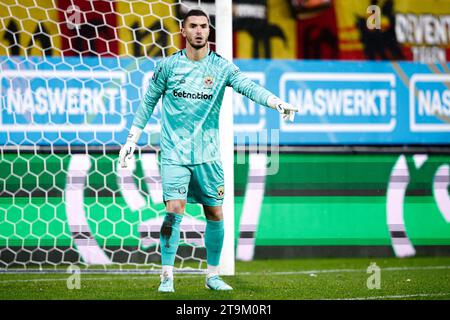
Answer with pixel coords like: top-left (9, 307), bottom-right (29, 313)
top-left (188, 37), bottom-right (208, 49)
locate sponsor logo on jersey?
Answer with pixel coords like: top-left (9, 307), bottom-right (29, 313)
top-left (173, 90), bottom-right (213, 100)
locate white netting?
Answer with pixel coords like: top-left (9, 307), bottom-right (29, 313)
top-left (0, 0), bottom-right (221, 273)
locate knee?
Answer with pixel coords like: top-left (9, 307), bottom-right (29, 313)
top-left (166, 200), bottom-right (186, 214)
top-left (204, 206), bottom-right (223, 221)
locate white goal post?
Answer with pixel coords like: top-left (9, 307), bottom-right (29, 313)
top-left (216, 0), bottom-right (235, 276)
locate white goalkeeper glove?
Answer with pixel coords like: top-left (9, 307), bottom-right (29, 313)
top-left (119, 126), bottom-right (142, 168)
top-left (267, 95), bottom-right (298, 122)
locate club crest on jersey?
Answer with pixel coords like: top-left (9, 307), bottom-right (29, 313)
top-left (203, 76), bottom-right (214, 89)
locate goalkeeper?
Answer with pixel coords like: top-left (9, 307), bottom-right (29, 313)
top-left (119, 8), bottom-right (297, 293)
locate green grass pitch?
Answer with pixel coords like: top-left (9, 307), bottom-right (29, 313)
top-left (1, 257), bottom-right (449, 300)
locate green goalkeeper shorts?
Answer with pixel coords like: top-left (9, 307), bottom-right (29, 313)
top-left (161, 160), bottom-right (225, 206)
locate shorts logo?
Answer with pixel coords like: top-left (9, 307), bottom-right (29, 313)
top-left (204, 76), bottom-right (214, 89)
top-left (178, 186), bottom-right (186, 195)
top-left (217, 186), bottom-right (224, 198)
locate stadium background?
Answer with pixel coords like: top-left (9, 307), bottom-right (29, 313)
top-left (0, 0), bottom-right (450, 271)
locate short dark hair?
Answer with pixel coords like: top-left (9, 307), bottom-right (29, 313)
top-left (182, 9), bottom-right (210, 26)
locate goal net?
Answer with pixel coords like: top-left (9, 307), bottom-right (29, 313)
top-left (0, 0), bottom-right (234, 274)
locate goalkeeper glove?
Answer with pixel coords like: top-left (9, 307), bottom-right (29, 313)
top-left (119, 126), bottom-right (142, 168)
top-left (267, 95), bottom-right (298, 122)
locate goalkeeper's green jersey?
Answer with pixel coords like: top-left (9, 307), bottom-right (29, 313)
top-left (132, 49), bottom-right (273, 165)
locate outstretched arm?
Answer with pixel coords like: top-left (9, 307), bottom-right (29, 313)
top-left (227, 63), bottom-right (298, 122)
top-left (266, 95), bottom-right (298, 122)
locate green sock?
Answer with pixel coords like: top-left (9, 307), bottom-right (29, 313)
top-left (160, 212), bottom-right (183, 266)
top-left (205, 219), bottom-right (224, 267)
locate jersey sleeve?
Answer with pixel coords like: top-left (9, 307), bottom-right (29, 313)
top-left (226, 62), bottom-right (273, 107)
top-left (132, 59), bottom-right (169, 129)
